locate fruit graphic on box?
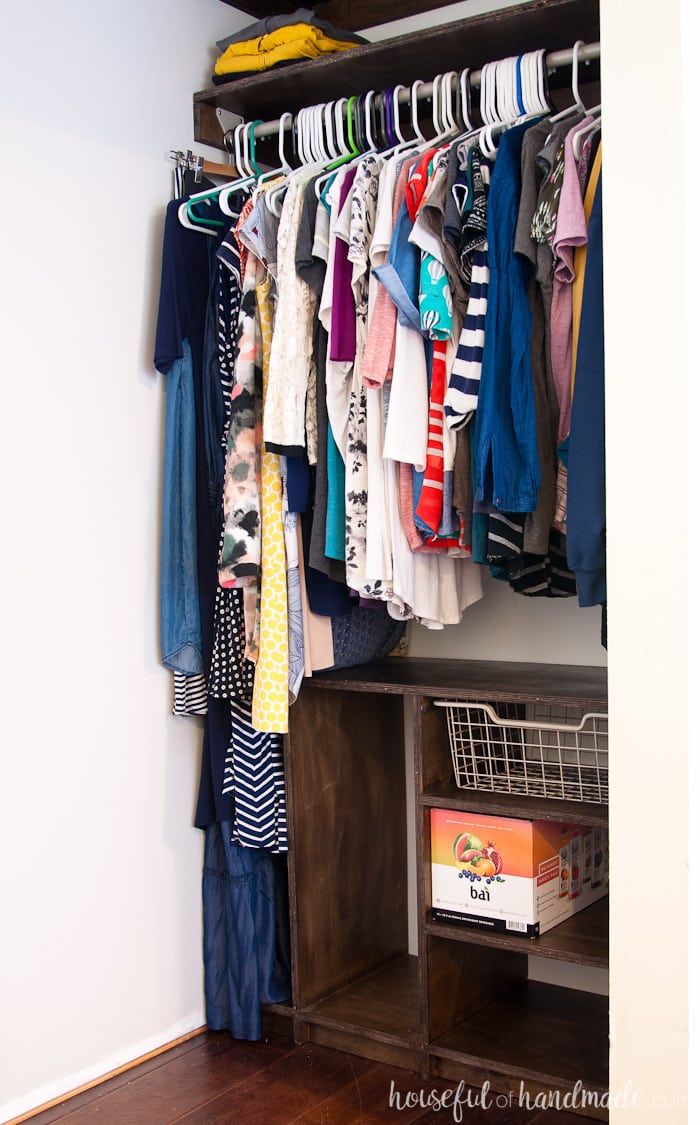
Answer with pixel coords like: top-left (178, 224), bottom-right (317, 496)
top-left (453, 833), bottom-right (505, 881)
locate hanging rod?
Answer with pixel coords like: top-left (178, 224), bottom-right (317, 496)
top-left (242, 39), bottom-right (600, 141)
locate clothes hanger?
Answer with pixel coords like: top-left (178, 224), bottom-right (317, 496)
top-left (317, 103), bottom-right (334, 163)
top-left (374, 90), bottom-right (390, 149)
top-left (256, 111), bottom-right (295, 189)
top-left (440, 72), bottom-right (459, 133)
top-left (314, 95), bottom-right (362, 198)
top-left (246, 120), bottom-right (264, 177)
top-left (364, 90), bottom-right (379, 151)
top-left (353, 94), bottom-right (368, 153)
top-left (480, 60), bottom-right (498, 127)
top-left (390, 85), bottom-right (409, 147)
top-left (479, 49), bottom-right (550, 157)
top-left (531, 48), bottom-right (552, 114)
top-left (409, 79), bottom-right (428, 145)
top-left (178, 124), bottom-right (254, 231)
top-left (496, 57), bottom-right (518, 123)
top-left (422, 72), bottom-right (460, 150)
top-left (572, 110), bottom-right (601, 160)
top-left (215, 123), bottom-right (258, 215)
top-left (323, 101), bottom-right (340, 161)
top-left (385, 88), bottom-right (399, 147)
top-left (458, 69), bottom-right (474, 132)
top-left (334, 98), bottom-right (351, 160)
top-left (177, 200), bottom-right (220, 234)
top-left (549, 40), bottom-right (587, 122)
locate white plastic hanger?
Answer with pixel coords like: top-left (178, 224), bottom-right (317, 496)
top-left (441, 72), bottom-right (459, 134)
top-left (572, 110), bottom-right (601, 160)
top-left (481, 61), bottom-right (497, 126)
top-left (458, 68), bottom-right (473, 132)
top-left (410, 79), bottom-right (428, 144)
top-left (323, 101), bottom-right (340, 161)
top-left (549, 40), bottom-right (587, 122)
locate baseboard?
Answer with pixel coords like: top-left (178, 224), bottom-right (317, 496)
top-left (4, 1025), bottom-right (207, 1124)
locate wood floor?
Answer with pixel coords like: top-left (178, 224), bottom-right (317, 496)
top-left (24, 1030), bottom-right (601, 1124)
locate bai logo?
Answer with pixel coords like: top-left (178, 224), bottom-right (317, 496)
top-left (453, 833), bottom-right (506, 890)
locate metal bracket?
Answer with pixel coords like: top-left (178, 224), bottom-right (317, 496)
top-left (216, 108), bottom-right (244, 137)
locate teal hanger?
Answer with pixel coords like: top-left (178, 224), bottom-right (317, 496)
top-left (247, 119), bottom-right (264, 176)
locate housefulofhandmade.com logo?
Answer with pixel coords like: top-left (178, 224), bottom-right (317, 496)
top-left (388, 1079), bottom-right (688, 1118)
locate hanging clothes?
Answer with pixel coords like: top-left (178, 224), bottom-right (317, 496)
top-left (158, 54), bottom-right (607, 1042)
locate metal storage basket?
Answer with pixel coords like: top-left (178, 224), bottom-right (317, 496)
top-left (435, 700), bottom-right (608, 804)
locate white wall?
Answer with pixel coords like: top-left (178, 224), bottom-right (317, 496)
top-left (601, 0), bottom-right (692, 1119)
top-left (0, 1), bottom-right (249, 1120)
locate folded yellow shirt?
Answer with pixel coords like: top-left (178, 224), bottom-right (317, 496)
top-left (214, 22), bottom-right (357, 76)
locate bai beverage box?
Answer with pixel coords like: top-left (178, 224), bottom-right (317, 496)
top-left (430, 809), bottom-right (608, 937)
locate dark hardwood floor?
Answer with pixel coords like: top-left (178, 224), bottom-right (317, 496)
top-left (22, 1030), bottom-right (603, 1124)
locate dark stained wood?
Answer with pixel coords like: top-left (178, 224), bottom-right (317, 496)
top-left (215, 1), bottom-right (482, 34)
top-left (24, 1029), bottom-right (606, 1123)
top-left (431, 980), bottom-right (609, 1091)
top-left (301, 955), bottom-right (421, 1045)
top-left (26, 1032), bottom-right (294, 1124)
top-left (425, 895), bottom-right (609, 968)
top-left (217, 0), bottom-right (300, 18)
top-left (421, 788), bottom-right (608, 828)
top-left (176, 1042), bottom-right (378, 1124)
top-left (426, 934), bottom-right (526, 1042)
top-left (305, 658), bottom-right (607, 707)
top-left (285, 657), bottom-right (607, 1099)
top-left (415, 693), bottom-right (452, 796)
top-left (430, 1052), bottom-right (609, 1123)
top-left (195, 0), bottom-right (601, 145)
top-left (301, 1023), bottom-right (423, 1072)
top-left (290, 1059), bottom-right (455, 1124)
top-left (287, 687), bottom-right (408, 1008)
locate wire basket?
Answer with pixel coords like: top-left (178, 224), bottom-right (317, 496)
top-left (435, 700), bottom-right (608, 804)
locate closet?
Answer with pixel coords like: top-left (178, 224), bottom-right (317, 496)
top-left (189, 0), bottom-right (607, 1111)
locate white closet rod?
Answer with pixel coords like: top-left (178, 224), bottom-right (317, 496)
top-left (249, 39), bottom-right (601, 140)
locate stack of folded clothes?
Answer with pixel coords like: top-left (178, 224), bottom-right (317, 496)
top-left (212, 6), bottom-right (366, 84)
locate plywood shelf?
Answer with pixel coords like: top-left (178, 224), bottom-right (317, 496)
top-left (420, 786), bottom-right (608, 828)
top-left (431, 979), bottom-right (609, 1096)
top-left (299, 954), bottom-right (422, 1047)
top-left (425, 895), bottom-right (609, 967)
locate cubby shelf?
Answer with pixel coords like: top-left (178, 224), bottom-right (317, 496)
top-left (282, 652), bottom-right (608, 1111)
top-left (425, 894), bottom-right (608, 967)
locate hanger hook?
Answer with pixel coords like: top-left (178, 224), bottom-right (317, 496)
top-left (410, 80), bottom-right (426, 143)
top-left (459, 69), bottom-right (473, 131)
top-left (572, 40), bottom-right (586, 112)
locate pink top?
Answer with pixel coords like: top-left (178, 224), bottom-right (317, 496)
top-left (549, 118), bottom-right (593, 443)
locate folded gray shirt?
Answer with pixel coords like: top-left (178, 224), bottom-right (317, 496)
top-left (216, 7), bottom-right (367, 51)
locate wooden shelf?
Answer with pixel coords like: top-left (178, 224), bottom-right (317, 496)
top-left (421, 785), bottom-right (608, 828)
top-left (305, 656), bottom-right (607, 707)
top-left (426, 895), bottom-right (608, 967)
top-left (299, 954), bottom-right (422, 1047)
top-left (296, 955), bottom-right (423, 1070)
top-left (431, 979), bottom-right (609, 1095)
top-left (195, 0), bottom-right (601, 146)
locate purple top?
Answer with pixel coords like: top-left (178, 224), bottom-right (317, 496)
top-left (329, 166), bottom-right (358, 362)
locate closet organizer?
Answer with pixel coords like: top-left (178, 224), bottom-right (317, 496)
top-left (158, 0), bottom-right (608, 1109)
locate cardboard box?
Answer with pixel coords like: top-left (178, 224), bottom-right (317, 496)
top-left (430, 809), bottom-right (608, 937)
